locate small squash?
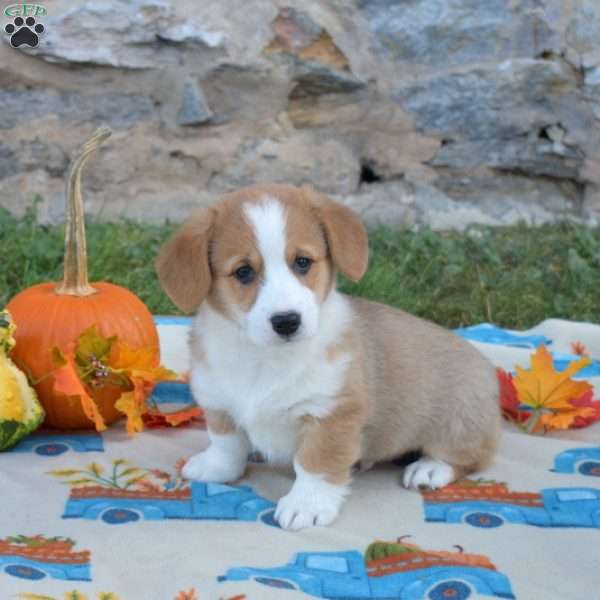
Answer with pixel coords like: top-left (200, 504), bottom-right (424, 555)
top-left (0, 310), bottom-right (44, 450)
top-left (7, 128), bottom-right (160, 429)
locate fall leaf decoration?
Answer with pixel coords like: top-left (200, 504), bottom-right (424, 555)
top-left (571, 341), bottom-right (588, 356)
top-left (568, 390), bottom-right (600, 429)
top-left (48, 326), bottom-right (176, 434)
top-left (143, 404), bottom-right (204, 429)
top-left (498, 345), bottom-right (600, 434)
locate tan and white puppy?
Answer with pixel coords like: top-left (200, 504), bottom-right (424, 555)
top-left (156, 184), bottom-right (501, 531)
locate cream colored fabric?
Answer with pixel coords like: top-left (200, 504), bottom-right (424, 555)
top-left (0, 318), bottom-right (597, 600)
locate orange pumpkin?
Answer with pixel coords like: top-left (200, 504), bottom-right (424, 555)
top-left (7, 128), bottom-right (159, 429)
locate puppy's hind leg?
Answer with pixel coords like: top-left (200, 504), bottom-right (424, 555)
top-left (403, 395), bottom-right (501, 491)
top-left (402, 457), bottom-right (456, 490)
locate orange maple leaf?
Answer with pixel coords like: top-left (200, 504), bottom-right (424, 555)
top-left (537, 406), bottom-right (597, 431)
top-left (514, 345), bottom-right (592, 411)
top-left (109, 343), bottom-right (177, 435)
top-left (52, 348), bottom-right (106, 431)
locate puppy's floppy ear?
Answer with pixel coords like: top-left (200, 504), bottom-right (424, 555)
top-left (155, 207), bottom-right (216, 313)
top-left (305, 186), bottom-right (369, 282)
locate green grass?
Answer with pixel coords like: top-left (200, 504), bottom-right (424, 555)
top-left (1, 205), bottom-right (599, 329)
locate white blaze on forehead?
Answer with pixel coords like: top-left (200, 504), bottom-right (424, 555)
top-left (243, 198), bottom-right (288, 267)
top-left (242, 197), bottom-right (320, 346)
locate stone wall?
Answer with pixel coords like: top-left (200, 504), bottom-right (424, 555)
top-left (1, 0), bottom-right (600, 229)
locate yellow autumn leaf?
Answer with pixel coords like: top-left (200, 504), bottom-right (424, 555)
top-left (114, 378), bottom-right (148, 436)
top-left (109, 343), bottom-right (159, 374)
top-left (514, 345), bottom-right (592, 410)
top-left (110, 344), bottom-right (177, 382)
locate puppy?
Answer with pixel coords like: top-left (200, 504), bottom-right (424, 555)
top-left (156, 184), bottom-right (501, 530)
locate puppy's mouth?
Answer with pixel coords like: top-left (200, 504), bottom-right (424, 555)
top-left (273, 330), bottom-right (304, 344)
top-left (281, 333), bottom-right (300, 343)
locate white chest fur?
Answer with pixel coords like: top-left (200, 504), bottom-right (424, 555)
top-left (189, 292), bottom-right (353, 464)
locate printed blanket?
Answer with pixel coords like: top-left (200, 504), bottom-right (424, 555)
top-left (1, 317), bottom-right (598, 600)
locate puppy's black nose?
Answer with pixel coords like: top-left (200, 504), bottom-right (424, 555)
top-left (271, 311), bottom-right (301, 337)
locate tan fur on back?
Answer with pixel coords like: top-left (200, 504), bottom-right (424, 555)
top-left (335, 298), bottom-right (499, 473)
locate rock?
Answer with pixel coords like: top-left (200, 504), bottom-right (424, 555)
top-left (0, 139), bottom-right (72, 180)
top-left (201, 63), bottom-right (289, 122)
top-left (338, 181), bottom-right (416, 228)
top-left (565, 0), bottom-right (600, 69)
top-left (209, 135), bottom-right (360, 195)
top-left (265, 7), bottom-right (327, 58)
top-left (0, 89), bottom-right (154, 129)
top-left (431, 138), bottom-right (584, 180)
top-left (289, 61), bottom-right (366, 97)
top-left (1, 0), bottom-right (600, 229)
top-left (358, 0), bottom-right (561, 69)
top-left (0, 144), bottom-right (18, 180)
top-left (584, 66), bottom-right (600, 117)
top-left (394, 59), bottom-right (578, 141)
top-left (434, 170), bottom-right (584, 216)
top-left (20, 140), bottom-right (69, 177)
top-left (264, 6), bottom-right (365, 96)
top-left (412, 180), bottom-right (575, 230)
top-left (264, 6), bottom-right (349, 70)
top-left (176, 80), bottom-right (213, 126)
top-left (21, 0), bottom-right (225, 69)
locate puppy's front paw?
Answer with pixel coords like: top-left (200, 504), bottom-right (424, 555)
top-left (275, 489), bottom-right (341, 531)
top-left (274, 467), bottom-right (349, 531)
top-left (402, 458), bottom-right (454, 490)
top-left (181, 449), bottom-right (245, 483)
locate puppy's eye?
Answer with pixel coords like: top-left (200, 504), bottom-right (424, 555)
top-left (293, 256), bottom-right (313, 275)
top-left (234, 265), bottom-right (255, 284)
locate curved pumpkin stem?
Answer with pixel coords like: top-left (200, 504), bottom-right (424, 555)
top-left (55, 127), bottom-right (112, 297)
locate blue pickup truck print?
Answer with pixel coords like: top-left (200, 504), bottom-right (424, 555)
top-left (552, 447), bottom-right (600, 477)
top-left (218, 541), bottom-right (514, 599)
top-left (423, 480), bottom-right (600, 528)
top-left (62, 481), bottom-right (277, 526)
top-left (0, 536), bottom-right (91, 582)
top-left (10, 432), bottom-right (103, 456)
